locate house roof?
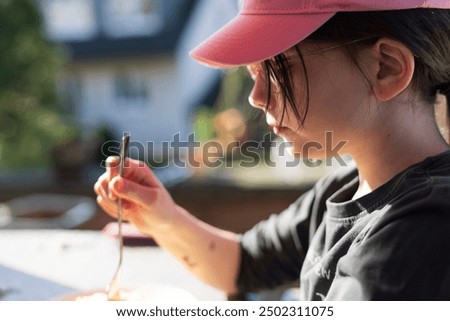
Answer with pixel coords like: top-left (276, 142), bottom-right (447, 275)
top-left (61, 0), bottom-right (198, 60)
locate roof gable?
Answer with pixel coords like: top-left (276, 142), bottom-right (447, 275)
top-left (41, 0), bottom-right (197, 60)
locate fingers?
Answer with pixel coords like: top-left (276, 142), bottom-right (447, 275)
top-left (95, 179), bottom-right (135, 221)
top-left (109, 176), bottom-right (159, 209)
top-left (96, 194), bottom-right (119, 218)
top-left (94, 172), bottom-right (110, 200)
top-left (106, 156), bottom-right (163, 188)
top-left (106, 157), bottom-right (119, 198)
top-left (95, 169), bottom-right (117, 201)
top-left (94, 173), bottom-right (118, 216)
top-left (96, 156), bottom-right (164, 223)
top-left (127, 159), bottom-right (163, 188)
top-left (124, 158), bottom-right (162, 187)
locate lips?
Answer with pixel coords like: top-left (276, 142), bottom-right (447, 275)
top-left (266, 114), bottom-right (288, 134)
top-left (266, 114), bottom-right (281, 128)
top-left (273, 126), bottom-right (289, 135)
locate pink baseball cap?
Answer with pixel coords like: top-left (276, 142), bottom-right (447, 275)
top-left (190, 0), bottom-right (450, 68)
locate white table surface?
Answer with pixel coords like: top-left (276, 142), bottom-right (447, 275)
top-left (0, 229), bottom-right (226, 301)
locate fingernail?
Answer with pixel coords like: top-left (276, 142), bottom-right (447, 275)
top-left (106, 156), bottom-right (119, 168)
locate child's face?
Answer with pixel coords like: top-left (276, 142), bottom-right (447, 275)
top-left (247, 43), bottom-right (372, 158)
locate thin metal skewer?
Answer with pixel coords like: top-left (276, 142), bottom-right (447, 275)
top-left (107, 133), bottom-right (130, 300)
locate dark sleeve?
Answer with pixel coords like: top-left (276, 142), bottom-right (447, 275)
top-left (327, 210), bottom-right (450, 300)
top-left (236, 189), bottom-right (315, 293)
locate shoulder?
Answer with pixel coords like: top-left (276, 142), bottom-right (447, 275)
top-left (332, 201), bottom-right (450, 300)
top-left (327, 153), bottom-right (450, 300)
top-left (328, 209), bottom-right (450, 300)
top-left (375, 150), bottom-right (450, 221)
top-left (363, 155), bottom-right (450, 265)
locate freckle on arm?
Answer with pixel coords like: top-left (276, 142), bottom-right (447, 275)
top-left (182, 255), bottom-right (197, 269)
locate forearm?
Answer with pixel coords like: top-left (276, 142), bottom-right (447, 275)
top-left (150, 205), bottom-right (241, 295)
top-left (94, 158), bottom-right (241, 294)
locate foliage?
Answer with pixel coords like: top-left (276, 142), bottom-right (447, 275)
top-left (0, 0), bottom-right (78, 169)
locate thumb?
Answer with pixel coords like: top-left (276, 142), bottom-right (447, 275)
top-left (106, 156), bottom-right (120, 179)
top-left (110, 176), bottom-right (159, 208)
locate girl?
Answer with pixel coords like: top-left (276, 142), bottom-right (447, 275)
top-left (94, 0), bottom-right (450, 300)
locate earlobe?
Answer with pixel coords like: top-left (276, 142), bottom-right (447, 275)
top-left (370, 38), bottom-right (415, 101)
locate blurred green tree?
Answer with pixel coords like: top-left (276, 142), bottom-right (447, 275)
top-left (0, 0), bottom-right (77, 169)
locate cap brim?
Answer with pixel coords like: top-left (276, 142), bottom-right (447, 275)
top-left (190, 12), bottom-right (335, 68)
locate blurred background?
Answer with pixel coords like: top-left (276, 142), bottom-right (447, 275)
top-left (0, 0), bottom-right (448, 231)
top-left (1, 0), bottom-right (342, 233)
top-left (1, 0), bottom-right (448, 302)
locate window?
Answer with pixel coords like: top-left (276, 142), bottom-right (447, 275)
top-left (40, 0), bottom-right (98, 41)
top-left (114, 70), bottom-right (150, 109)
top-left (102, 0), bottom-right (163, 38)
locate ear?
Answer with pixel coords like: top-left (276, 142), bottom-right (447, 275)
top-left (365, 38), bottom-right (415, 101)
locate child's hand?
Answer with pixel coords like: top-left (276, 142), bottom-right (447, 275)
top-left (94, 156), bottom-right (177, 235)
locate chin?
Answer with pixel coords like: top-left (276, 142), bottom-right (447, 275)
top-left (274, 135), bottom-right (328, 159)
top-left (288, 144), bottom-right (326, 160)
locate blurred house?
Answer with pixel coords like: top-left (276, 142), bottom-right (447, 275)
top-left (37, 0), bottom-right (238, 183)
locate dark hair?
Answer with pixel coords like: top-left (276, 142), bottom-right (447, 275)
top-left (264, 9), bottom-right (450, 127)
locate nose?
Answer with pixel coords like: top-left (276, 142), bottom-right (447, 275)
top-left (248, 76), bottom-right (267, 110)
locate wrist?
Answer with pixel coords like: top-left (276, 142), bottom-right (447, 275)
top-left (144, 204), bottom-right (187, 237)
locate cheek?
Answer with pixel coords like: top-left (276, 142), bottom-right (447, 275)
top-left (303, 64), bottom-right (366, 136)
